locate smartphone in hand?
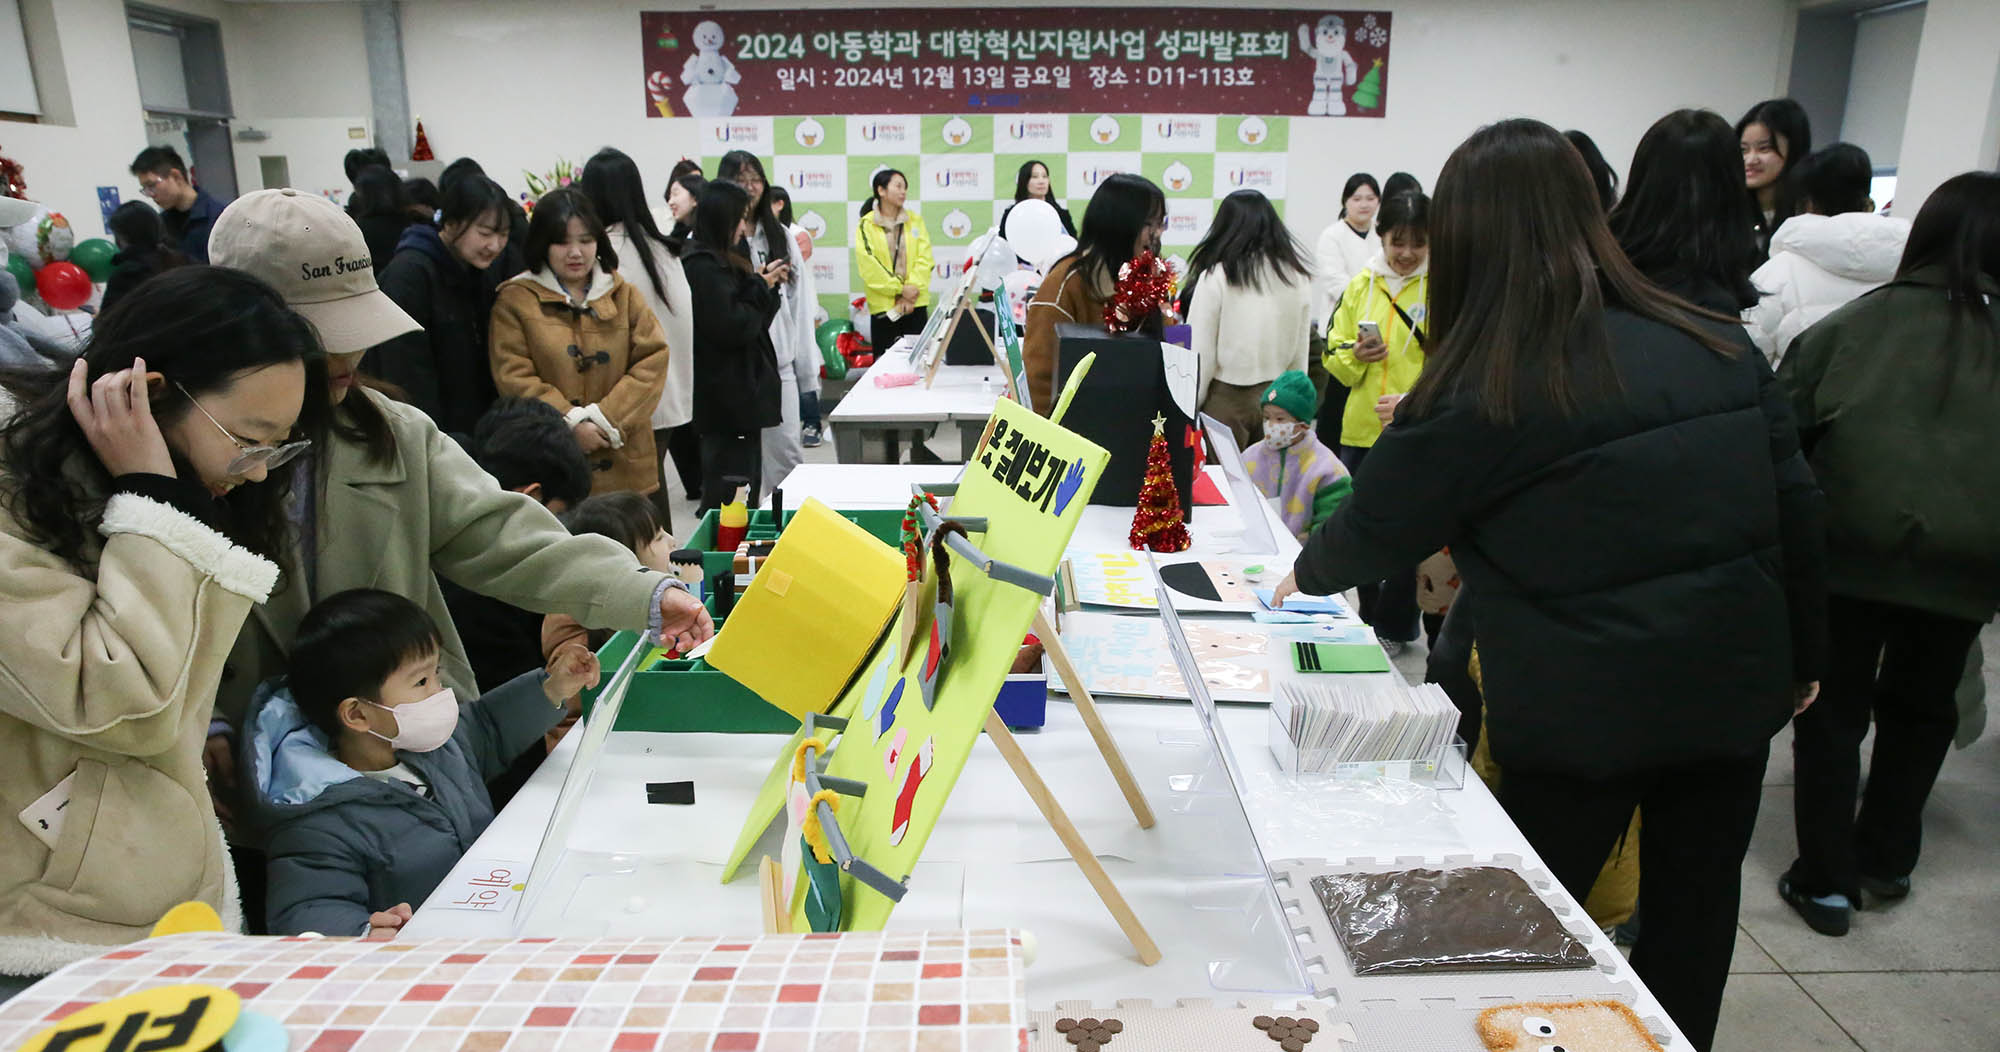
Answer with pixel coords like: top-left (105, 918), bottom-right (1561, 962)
top-left (1357, 320), bottom-right (1382, 343)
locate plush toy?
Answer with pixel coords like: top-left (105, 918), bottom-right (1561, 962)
top-left (1297, 15), bottom-right (1360, 117)
top-left (37, 211), bottom-right (73, 264)
top-left (0, 201), bottom-right (50, 266)
top-left (680, 20), bottom-right (741, 117)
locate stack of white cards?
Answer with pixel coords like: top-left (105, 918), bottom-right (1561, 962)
top-left (1274, 678), bottom-right (1460, 772)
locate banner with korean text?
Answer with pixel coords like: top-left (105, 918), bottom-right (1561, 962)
top-left (643, 9), bottom-right (1392, 118)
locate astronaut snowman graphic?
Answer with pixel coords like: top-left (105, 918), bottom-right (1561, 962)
top-left (1297, 15), bottom-right (1359, 116)
top-left (681, 20), bottom-right (742, 117)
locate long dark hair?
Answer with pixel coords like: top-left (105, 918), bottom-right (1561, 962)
top-left (1013, 160), bottom-right (1059, 204)
top-left (1608, 109), bottom-right (1761, 311)
top-left (0, 266), bottom-right (331, 567)
top-left (691, 180), bottom-right (754, 273)
top-left (524, 187), bottom-right (617, 277)
top-left (1564, 130), bottom-right (1619, 211)
top-left (1735, 98), bottom-right (1811, 239)
top-left (348, 166), bottom-right (409, 220)
top-left (1062, 172), bottom-right (1165, 289)
top-left (716, 150), bottom-right (790, 273)
top-left (1896, 171), bottom-right (2000, 344)
top-left (1406, 119), bottom-right (1741, 425)
top-left (767, 185), bottom-right (796, 227)
top-left (1338, 173), bottom-right (1380, 220)
top-left (581, 147), bottom-right (679, 306)
top-left (1180, 189), bottom-right (1310, 312)
top-left (1792, 143), bottom-right (1874, 217)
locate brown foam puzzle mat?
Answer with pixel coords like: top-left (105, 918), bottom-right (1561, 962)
top-left (1026, 999), bottom-right (1358, 1052)
top-left (1270, 855), bottom-right (1642, 1012)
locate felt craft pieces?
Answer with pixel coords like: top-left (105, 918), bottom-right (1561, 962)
top-left (887, 737), bottom-right (934, 847)
top-left (1476, 1000), bottom-right (1664, 1052)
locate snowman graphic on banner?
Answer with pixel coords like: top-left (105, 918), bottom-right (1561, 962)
top-left (1297, 15), bottom-right (1359, 116)
top-left (681, 20), bottom-right (741, 117)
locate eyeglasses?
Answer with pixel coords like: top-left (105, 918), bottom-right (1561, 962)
top-left (176, 382), bottom-right (311, 476)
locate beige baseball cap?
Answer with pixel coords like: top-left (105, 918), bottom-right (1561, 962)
top-left (208, 188), bottom-right (420, 355)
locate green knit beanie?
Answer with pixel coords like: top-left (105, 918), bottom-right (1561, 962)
top-left (1261, 370), bottom-right (1316, 424)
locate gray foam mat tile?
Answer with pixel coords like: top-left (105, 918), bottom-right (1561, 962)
top-left (1270, 855), bottom-right (1640, 1012)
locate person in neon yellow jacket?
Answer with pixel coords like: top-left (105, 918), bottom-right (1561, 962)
top-left (1323, 190), bottom-right (1429, 454)
top-left (853, 168), bottom-right (935, 353)
top-left (1320, 189), bottom-right (1429, 649)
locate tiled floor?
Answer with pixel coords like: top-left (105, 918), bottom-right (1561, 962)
top-left (783, 426), bottom-right (2000, 1051)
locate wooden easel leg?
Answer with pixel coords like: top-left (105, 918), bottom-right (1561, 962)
top-left (984, 710), bottom-right (1162, 965)
top-left (1032, 608), bottom-right (1156, 830)
top-left (757, 857), bottom-right (791, 934)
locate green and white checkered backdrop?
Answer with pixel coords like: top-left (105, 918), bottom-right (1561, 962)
top-left (697, 114), bottom-right (1290, 326)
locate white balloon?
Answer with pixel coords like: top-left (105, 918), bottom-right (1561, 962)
top-left (970, 228), bottom-right (1015, 289)
top-left (1005, 199), bottom-right (1067, 273)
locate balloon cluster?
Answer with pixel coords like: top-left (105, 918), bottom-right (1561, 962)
top-left (1103, 251), bottom-right (1178, 335)
top-left (1, 203), bottom-right (114, 312)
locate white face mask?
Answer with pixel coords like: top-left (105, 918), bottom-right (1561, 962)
top-left (1263, 420), bottom-right (1306, 448)
top-left (365, 688), bottom-right (458, 753)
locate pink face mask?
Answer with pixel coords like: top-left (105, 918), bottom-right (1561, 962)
top-left (365, 688), bottom-right (458, 753)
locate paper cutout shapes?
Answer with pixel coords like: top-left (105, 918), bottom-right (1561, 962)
top-left (877, 679), bottom-right (905, 738)
top-left (882, 726), bottom-right (908, 778)
top-left (888, 737), bottom-right (934, 847)
top-left (858, 640), bottom-right (897, 722)
top-left (19, 985), bottom-right (242, 1052)
top-left (801, 837), bottom-right (843, 932)
top-left (1159, 560), bottom-right (1256, 604)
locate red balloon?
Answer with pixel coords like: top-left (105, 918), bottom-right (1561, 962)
top-left (35, 261), bottom-right (93, 312)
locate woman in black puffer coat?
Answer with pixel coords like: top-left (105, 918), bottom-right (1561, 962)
top-left (1277, 120), bottom-right (1826, 1052)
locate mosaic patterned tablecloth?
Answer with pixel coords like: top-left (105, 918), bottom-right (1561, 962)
top-left (0, 930), bottom-right (1028, 1052)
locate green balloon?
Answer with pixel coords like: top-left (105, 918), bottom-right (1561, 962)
top-left (69, 238), bottom-right (118, 282)
top-left (3, 251), bottom-right (32, 292)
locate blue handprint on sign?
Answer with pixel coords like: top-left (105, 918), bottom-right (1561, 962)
top-left (1053, 459), bottom-right (1086, 515)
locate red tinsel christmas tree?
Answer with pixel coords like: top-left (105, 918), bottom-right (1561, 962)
top-left (1104, 250), bottom-right (1177, 333)
top-left (0, 144), bottom-right (26, 199)
top-left (410, 118), bottom-right (434, 162)
top-left (1129, 413), bottom-right (1191, 552)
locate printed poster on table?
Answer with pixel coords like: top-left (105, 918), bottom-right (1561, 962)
top-left (642, 9), bottom-right (1393, 118)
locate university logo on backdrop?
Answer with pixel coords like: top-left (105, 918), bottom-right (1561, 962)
top-left (1219, 154), bottom-right (1287, 197)
top-left (849, 116), bottom-right (920, 154)
top-left (773, 157), bottom-right (846, 204)
top-left (919, 154), bottom-right (991, 202)
top-left (699, 117), bottom-right (773, 149)
top-left (1001, 116), bottom-right (1065, 146)
top-left (1142, 115), bottom-right (1215, 153)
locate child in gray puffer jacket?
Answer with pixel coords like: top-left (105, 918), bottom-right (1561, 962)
top-left (243, 588), bottom-right (600, 937)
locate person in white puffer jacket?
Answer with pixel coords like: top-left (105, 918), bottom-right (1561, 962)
top-left (1746, 144), bottom-right (1909, 367)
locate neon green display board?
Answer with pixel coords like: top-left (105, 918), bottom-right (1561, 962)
top-left (721, 397), bottom-right (1108, 932)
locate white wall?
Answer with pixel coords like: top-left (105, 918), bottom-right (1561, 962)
top-left (1841, 4), bottom-right (1926, 168)
top-left (225, 2), bottom-right (370, 120)
top-left (393, 0), bottom-right (1797, 249)
top-left (1894, 0), bottom-right (2000, 216)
